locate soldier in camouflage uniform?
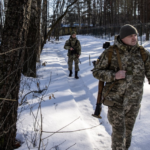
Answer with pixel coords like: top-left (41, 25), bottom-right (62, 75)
top-left (92, 24), bottom-right (150, 150)
top-left (64, 31), bottom-right (81, 79)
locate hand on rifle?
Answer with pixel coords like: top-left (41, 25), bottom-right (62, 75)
top-left (70, 47), bottom-right (74, 51)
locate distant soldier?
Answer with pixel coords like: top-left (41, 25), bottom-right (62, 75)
top-left (92, 24), bottom-right (150, 150)
top-left (64, 31), bottom-right (81, 79)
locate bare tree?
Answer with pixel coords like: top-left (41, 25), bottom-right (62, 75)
top-left (37, 0), bottom-right (42, 62)
top-left (43, 0), bottom-right (79, 44)
top-left (0, 0), bottom-right (32, 149)
top-left (42, 0), bottom-right (47, 45)
top-left (23, 0), bottom-right (40, 78)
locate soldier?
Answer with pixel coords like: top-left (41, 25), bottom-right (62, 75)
top-left (92, 24), bottom-right (150, 150)
top-left (64, 31), bottom-right (81, 79)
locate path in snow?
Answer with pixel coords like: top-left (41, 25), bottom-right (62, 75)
top-left (53, 42), bottom-right (111, 150)
top-left (38, 35), bottom-right (150, 150)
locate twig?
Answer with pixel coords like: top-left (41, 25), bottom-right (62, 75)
top-left (42, 123), bottom-right (101, 133)
top-left (42, 117), bottom-right (80, 140)
top-left (38, 104), bottom-right (43, 150)
top-left (50, 140), bottom-right (66, 150)
top-left (19, 89), bottom-right (47, 106)
top-left (23, 132), bottom-right (30, 150)
top-left (0, 98), bottom-right (16, 101)
top-left (66, 143), bottom-right (76, 150)
top-left (0, 42), bottom-right (37, 56)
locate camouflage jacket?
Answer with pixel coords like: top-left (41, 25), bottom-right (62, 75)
top-left (93, 35), bottom-right (150, 106)
top-left (64, 36), bottom-right (81, 56)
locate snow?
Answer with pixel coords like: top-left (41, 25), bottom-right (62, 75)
top-left (16, 35), bottom-right (150, 150)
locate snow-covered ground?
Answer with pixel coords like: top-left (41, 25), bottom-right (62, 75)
top-left (16, 35), bottom-right (150, 150)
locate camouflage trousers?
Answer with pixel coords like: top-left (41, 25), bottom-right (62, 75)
top-left (107, 104), bottom-right (140, 150)
top-left (68, 55), bottom-right (79, 71)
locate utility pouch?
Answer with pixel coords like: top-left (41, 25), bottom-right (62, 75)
top-left (103, 99), bottom-right (115, 106)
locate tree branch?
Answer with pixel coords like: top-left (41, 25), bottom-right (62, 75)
top-left (43, 0), bottom-right (79, 44)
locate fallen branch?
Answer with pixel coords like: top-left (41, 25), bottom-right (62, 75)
top-left (42, 116), bottom-right (80, 140)
top-left (66, 143), bottom-right (76, 150)
top-left (42, 123), bottom-right (101, 133)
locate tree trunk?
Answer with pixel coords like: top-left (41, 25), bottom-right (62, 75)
top-left (23, 0), bottom-right (39, 77)
top-left (4, 0), bottom-right (8, 8)
top-left (0, 0), bottom-right (32, 149)
top-left (37, 0), bottom-right (42, 62)
top-left (41, 0), bottom-right (47, 48)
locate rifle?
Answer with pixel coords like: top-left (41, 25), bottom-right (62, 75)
top-left (70, 44), bottom-right (81, 64)
top-left (92, 81), bottom-right (104, 118)
top-left (92, 42), bottom-right (110, 119)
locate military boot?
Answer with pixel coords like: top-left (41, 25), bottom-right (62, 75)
top-left (69, 70), bottom-right (72, 77)
top-left (75, 71), bottom-right (79, 79)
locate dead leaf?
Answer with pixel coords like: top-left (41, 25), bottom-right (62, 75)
top-left (37, 82), bottom-right (39, 88)
top-left (52, 94), bottom-right (55, 99)
top-left (42, 62), bottom-right (46, 66)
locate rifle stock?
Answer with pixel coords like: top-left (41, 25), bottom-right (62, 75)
top-left (92, 81), bottom-right (104, 119)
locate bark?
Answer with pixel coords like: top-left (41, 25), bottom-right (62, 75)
top-left (37, 0), bottom-right (42, 62)
top-left (23, 0), bottom-right (39, 77)
top-left (0, 0), bottom-right (32, 149)
top-left (77, 0), bottom-right (81, 29)
top-left (42, 0), bottom-right (47, 45)
top-left (92, 0), bottom-right (96, 27)
top-left (4, 0), bottom-right (8, 8)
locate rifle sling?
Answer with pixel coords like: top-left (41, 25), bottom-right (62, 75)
top-left (115, 46), bottom-right (123, 70)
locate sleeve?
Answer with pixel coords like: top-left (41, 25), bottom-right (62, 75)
top-left (64, 40), bottom-right (70, 50)
top-left (144, 50), bottom-right (150, 84)
top-left (77, 40), bottom-right (81, 55)
top-left (92, 49), bottom-right (116, 82)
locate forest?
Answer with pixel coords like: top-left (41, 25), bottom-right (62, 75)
top-left (0, 0), bottom-right (149, 149)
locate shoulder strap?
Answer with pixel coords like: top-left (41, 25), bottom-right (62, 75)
top-left (107, 45), bottom-right (122, 70)
top-left (108, 45), bottom-right (147, 70)
top-left (107, 45), bottom-right (114, 67)
top-left (139, 46), bottom-right (148, 62)
top-left (115, 46), bottom-right (122, 70)
top-left (103, 45), bottom-right (121, 101)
